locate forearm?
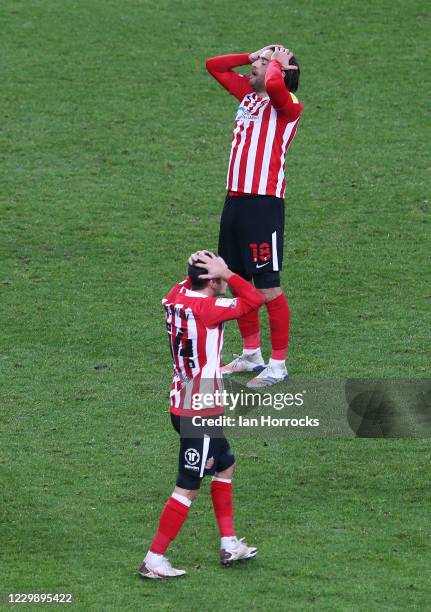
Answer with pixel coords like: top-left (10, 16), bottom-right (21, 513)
top-left (228, 274), bottom-right (265, 309)
top-left (265, 60), bottom-right (293, 113)
top-left (200, 274), bottom-right (265, 326)
top-left (206, 53), bottom-right (253, 100)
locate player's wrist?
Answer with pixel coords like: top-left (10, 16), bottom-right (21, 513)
top-left (223, 268), bottom-right (235, 281)
top-left (223, 269), bottom-right (234, 281)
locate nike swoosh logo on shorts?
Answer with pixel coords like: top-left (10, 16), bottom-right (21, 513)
top-left (256, 262), bottom-right (270, 269)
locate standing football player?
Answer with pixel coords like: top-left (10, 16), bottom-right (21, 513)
top-left (139, 251), bottom-right (265, 579)
top-left (206, 44), bottom-right (303, 387)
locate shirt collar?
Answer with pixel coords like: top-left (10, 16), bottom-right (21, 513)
top-left (184, 288), bottom-right (208, 298)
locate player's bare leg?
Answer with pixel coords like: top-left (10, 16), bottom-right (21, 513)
top-left (139, 487), bottom-right (198, 579)
top-left (210, 464), bottom-right (257, 565)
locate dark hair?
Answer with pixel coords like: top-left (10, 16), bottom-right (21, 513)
top-left (283, 55), bottom-right (300, 93)
top-left (188, 262), bottom-right (209, 290)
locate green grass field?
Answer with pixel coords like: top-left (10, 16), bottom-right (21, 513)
top-left (1, 0), bottom-right (430, 610)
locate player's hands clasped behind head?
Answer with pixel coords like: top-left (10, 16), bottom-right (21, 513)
top-left (270, 46), bottom-right (298, 71)
top-left (248, 43), bottom-right (283, 63)
top-left (188, 250), bottom-right (209, 266)
top-left (194, 252), bottom-right (232, 281)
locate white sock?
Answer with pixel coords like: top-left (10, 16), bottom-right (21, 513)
top-left (212, 476), bottom-right (232, 483)
top-left (243, 347), bottom-right (262, 358)
top-left (145, 550), bottom-right (164, 566)
top-left (269, 358), bottom-right (286, 369)
top-left (221, 535), bottom-right (237, 549)
top-left (171, 491), bottom-right (192, 507)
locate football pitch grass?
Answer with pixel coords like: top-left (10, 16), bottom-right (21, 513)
top-left (1, 0), bottom-right (430, 610)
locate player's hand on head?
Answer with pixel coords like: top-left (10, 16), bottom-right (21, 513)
top-left (270, 46), bottom-right (298, 70)
top-left (249, 43), bottom-right (283, 63)
top-left (188, 250), bottom-right (208, 265)
top-left (196, 253), bottom-right (230, 280)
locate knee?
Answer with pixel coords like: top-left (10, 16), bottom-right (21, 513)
top-left (174, 485), bottom-right (199, 501)
top-left (258, 287), bottom-right (283, 302)
top-left (187, 489), bottom-right (199, 501)
top-left (215, 462), bottom-right (236, 480)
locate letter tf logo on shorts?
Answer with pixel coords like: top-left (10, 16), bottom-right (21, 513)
top-left (184, 448), bottom-right (200, 466)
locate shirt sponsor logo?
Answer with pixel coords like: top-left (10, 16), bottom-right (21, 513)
top-left (235, 106), bottom-right (259, 123)
top-left (215, 298), bottom-right (238, 308)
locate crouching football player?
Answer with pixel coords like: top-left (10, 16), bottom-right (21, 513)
top-left (139, 251), bottom-right (265, 579)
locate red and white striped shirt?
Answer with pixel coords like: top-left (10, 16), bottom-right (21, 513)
top-left (162, 274), bottom-right (265, 417)
top-left (206, 53), bottom-right (303, 198)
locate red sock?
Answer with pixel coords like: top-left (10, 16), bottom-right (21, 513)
top-left (231, 288), bottom-right (260, 350)
top-left (266, 293), bottom-right (290, 360)
top-left (150, 495), bottom-right (190, 555)
top-left (243, 331), bottom-right (260, 350)
top-left (237, 309), bottom-right (260, 350)
top-left (211, 479), bottom-right (234, 537)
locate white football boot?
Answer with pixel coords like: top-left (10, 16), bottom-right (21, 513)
top-left (246, 362), bottom-right (288, 388)
top-left (221, 350), bottom-right (265, 375)
top-left (220, 536), bottom-right (257, 565)
top-left (139, 554), bottom-right (186, 579)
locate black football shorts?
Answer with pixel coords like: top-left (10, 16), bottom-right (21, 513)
top-left (171, 414), bottom-right (235, 490)
top-left (218, 193), bottom-right (285, 288)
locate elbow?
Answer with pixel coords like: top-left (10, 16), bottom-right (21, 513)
top-left (205, 57), bottom-right (216, 73)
